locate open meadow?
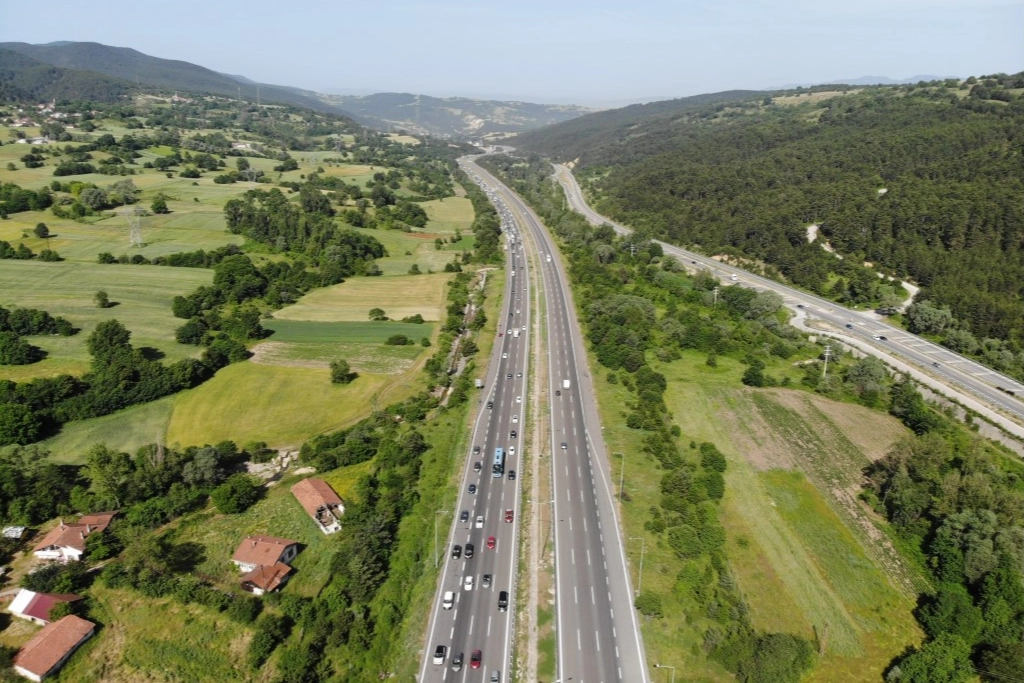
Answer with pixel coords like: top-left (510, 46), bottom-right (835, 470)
top-left (595, 349), bottom-right (922, 682)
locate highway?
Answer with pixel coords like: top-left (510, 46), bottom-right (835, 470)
top-left (553, 164), bottom-right (1025, 438)
top-left (463, 157), bottom-right (649, 683)
top-left (418, 191), bottom-right (530, 682)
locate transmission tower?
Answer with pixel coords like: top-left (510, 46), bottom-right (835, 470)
top-left (124, 205), bottom-right (145, 248)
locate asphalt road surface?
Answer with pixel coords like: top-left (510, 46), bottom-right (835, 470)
top-left (552, 164), bottom-right (1025, 436)
top-left (464, 157), bottom-right (649, 683)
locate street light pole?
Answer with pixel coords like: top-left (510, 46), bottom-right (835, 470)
top-left (630, 536), bottom-right (646, 595)
top-left (617, 452), bottom-right (625, 502)
top-left (655, 663), bottom-right (676, 683)
top-left (434, 510), bottom-right (448, 569)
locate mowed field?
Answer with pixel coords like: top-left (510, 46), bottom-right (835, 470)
top-left (596, 350), bottom-right (922, 682)
top-left (0, 261), bottom-right (211, 381)
top-left (271, 273), bottom-right (451, 322)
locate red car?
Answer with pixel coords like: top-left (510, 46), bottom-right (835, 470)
top-left (470, 650), bottom-right (482, 669)
top-left (504, 509), bottom-right (514, 523)
top-left (487, 535), bottom-right (496, 549)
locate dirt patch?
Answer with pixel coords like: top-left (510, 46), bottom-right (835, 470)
top-left (773, 391), bottom-right (905, 463)
top-left (716, 387), bottom-right (797, 471)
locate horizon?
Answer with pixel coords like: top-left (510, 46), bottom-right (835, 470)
top-left (0, 0), bottom-right (1021, 107)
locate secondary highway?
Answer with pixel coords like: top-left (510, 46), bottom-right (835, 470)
top-left (553, 164), bottom-right (1025, 439)
top-left (463, 157), bottom-right (649, 682)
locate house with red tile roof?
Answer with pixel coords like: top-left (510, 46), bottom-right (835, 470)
top-left (13, 614), bottom-right (94, 682)
top-left (32, 512), bottom-right (117, 563)
top-left (290, 478), bottom-right (344, 534)
top-left (7, 590), bottom-right (82, 626)
top-left (231, 535), bottom-right (299, 595)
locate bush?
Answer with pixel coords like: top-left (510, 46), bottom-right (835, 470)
top-left (226, 594), bottom-right (263, 624)
top-left (635, 592), bottom-right (664, 618)
top-left (330, 359), bottom-right (356, 384)
top-left (210, 473), bottom-right (261, 514)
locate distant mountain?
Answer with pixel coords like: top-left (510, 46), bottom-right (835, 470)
top-left (0, 48), bottom-right (135, 102)
top-left (513, 89), bottom-right (765, 160)
top-left (319, 92), bottom-right (595, 139)
top-left (777, 74), bottom-right (948, 88)
top-left (0, 41), bottom-right (351, 116)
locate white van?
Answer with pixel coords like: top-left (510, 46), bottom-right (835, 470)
top-left (442, 591), bottom-right (455, 610)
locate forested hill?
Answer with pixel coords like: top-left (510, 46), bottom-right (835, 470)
top-left (0, 42), bottom-right (346, 116)
top-left (0, 48), bottom-right (135, 102)
top-left (516, 77), bottom-right (1024, 368)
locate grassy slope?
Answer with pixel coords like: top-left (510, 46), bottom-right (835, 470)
top-left (591, 347), bottom-right (921, 681)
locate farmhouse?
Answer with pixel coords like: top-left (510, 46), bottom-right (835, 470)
top-left (291, 478), bottom-right (345, 534)
top-left (13, 614), bottom-right (95, 682)
top-left (32, 512), bottom-right (118, 563)
top-left (8, 590), bottom-right (82, 626)
top-left (231, 535), bottom-right (299, 595)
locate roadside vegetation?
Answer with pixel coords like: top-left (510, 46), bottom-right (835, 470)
top-left (515, 75), bottom-right (1024, 380)
top-left (479, 155), bottom-right (1022, 683)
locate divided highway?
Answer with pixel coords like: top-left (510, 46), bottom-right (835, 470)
top-left (553, 164), bottom-right (1025, 438)
top-left (463, 157), bottom-right (649, 683)
top-left (418, 199), bottom-right (530, 682)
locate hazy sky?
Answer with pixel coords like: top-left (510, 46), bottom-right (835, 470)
top-left (1, 0), bottom-right (1021, 105)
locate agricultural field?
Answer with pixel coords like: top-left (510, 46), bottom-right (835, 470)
top-left (41, 396), bottom-right (177, 464)
top-left (596, 350), bottom-right (922, 682)
top-left (0, 260), bottom-right (211, 381)
top-left (271, 273), bottom-right (451, 322)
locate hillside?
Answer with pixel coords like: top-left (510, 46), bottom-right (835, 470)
top-left (0, 48), bottom-right (135, 102)
top-left (0, 41), bottom-right (350, 116)
top-left (516, 77), bottom-right (1024, 375)
top-left (320, 91), bottom-right (593, 139)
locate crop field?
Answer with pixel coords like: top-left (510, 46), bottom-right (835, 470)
top-left (589, 348), bottom-right (921, 681)
top-left (271, 273), bottom-right (451, 322)
top-left (0, 260), bottom-right (210, 381)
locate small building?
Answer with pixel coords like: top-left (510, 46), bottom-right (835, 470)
top-left (8, 590), bottom-right (82, 627)
top-left (13, 614), bottom-right (95, 682)
top-left (290, 478), bottom-right (344, 534)
top-left (239, 562), bottom-right (293, 596)
top-left (32, 512), bottom-right (117, 563)
top-left (231, 535), bottom-right (298, 574)
top-left (3, 526), bottom-right (26, 539)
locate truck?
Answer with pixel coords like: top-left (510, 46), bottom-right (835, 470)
top-left (513, 329), bottom-right (520, 339)
top-left (475, 378), bottom-right (484, 389)
top-left (562, 379), bottom-right (571, 390)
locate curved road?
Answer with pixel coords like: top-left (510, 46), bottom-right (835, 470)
top-left (553, 164), bottom-right (1025, 441)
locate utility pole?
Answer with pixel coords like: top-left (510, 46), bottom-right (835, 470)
top-left (822, 345), bottom-right (832, 378)
top-left (617, 452), bottom-right (626, 502)
top-left (713, 286), bottom-right (719, 308)
top-left (630, 536), bottom-right (646, 595)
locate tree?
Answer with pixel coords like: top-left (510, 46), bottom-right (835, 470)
top-left (890, 632), bottom-right (974, 683)
top-left (86, 444), bottom-right (134, 508)
top-left (0, 331), bottom-right (43, 365)
top-left (210, 473), bottom-right (261, 514)
top-left (846, 356), bottom-right (888, 396)
top-left (0, 403), bottom-right (42, 446)
top-left (86, 319), bottom-right (132, 366)
top-left (330, 359), bottom-right (355, 384)
top-left (94, 290), bottom-right (110, 309)
top-left (33, 223), bottom-right (49, 238)
top-left (916, 583), bottom-right (984, 646)
top-left (905, 300), bottom-right (956, 336)
top-left (151, 194), bottom-right (170, 214)
top-left (368, 308), bottom-right (387, 321)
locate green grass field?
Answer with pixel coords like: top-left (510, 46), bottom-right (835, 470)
top-left (0, 260), bottom-right (210, 381)
top-left (41, 395), bottom-right (176, 464)
top-left (271, 274), bottom-right (451, 323)
top-left (588, 347), bottom-right (921, 681)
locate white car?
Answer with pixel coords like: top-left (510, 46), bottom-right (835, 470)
top-left (442, 591), bottom-right (455, 610)
top-left (516, 396), bottom-right (521, 403)
top-left (512, 415), bottom-right (518, 423)
top-left (475, 515), bottom-right (484, 529)
top-left (464, 575), bottom-right (474, 591)
top-left (502, 352), bottom-right (508, 358)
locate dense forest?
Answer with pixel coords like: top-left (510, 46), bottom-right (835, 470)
top-left (516, 76), bottom-right (1024, 377)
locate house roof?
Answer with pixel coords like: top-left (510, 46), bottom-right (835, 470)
top-left (231, 535), bottom-right (297, 567)
top-left (14, 614), bottom-right (94, 677)
top-left (290, 478), bottom-right (343, 519)
top-left (33, 512), bottom-right (118, 553)
top-left (9, 590), bottom-right (81, 623)
top-left (240, 562), bottom-right (292, 593)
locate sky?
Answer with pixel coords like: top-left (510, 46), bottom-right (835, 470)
top-left (1, 0), bottom-right (1022, 106)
